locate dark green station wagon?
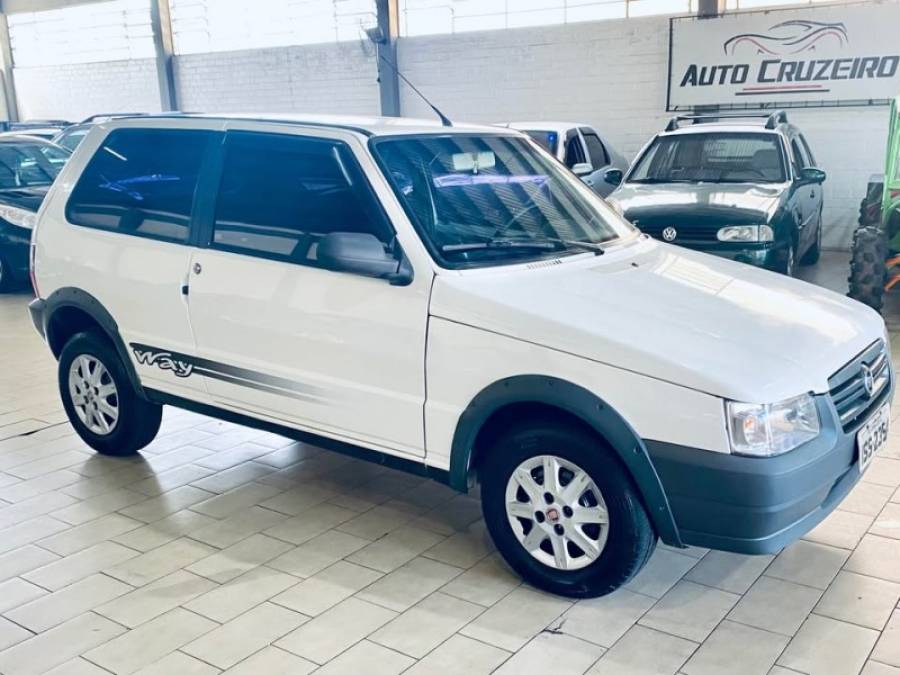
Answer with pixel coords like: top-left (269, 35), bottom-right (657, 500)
top-left (607, 111), bottom-right (826, 276)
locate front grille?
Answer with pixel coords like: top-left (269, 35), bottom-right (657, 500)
top-left (828, 340), bottom-right (891, 431)
top-left (638, 223), bottom-right (721, 243)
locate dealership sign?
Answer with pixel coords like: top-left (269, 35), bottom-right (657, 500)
top-left (668, 3), bottom-right (900, 108)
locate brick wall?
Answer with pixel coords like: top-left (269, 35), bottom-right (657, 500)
top-left (173, 42), bottom-right (380, 115)
top-left (13, 59), bottom-right (162, 122)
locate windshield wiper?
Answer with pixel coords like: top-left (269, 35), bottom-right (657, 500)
top-left (441, 239), bottom-right (561, 253)
top-left (441, 238), bottom-right (604, 256)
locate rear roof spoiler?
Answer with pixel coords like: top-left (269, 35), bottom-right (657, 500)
top-left (664, 110), bottom-right (787, 132)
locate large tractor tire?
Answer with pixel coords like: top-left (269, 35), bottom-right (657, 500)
top-left (848, 225), bottom-right (888, 312)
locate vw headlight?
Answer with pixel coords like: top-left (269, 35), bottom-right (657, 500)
top-left (726, 393), bottom-right (820, 457)
top-left (0, 204), bottom-right (36, 230)
top-left (717, 225), bottom-right (774, 242)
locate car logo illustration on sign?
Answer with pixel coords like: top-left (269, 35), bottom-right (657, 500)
top-left (724, 20), bottom-right (848, 56)
top-left (662, 227), bottom-right (677, 242)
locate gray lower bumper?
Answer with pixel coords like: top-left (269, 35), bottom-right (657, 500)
top-left (646, 390), bottom-right (891, 554)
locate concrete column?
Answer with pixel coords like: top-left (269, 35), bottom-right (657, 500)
top-left (0, 11), bottom-right (18, 122)
top-left (375, 0), bottom-right (400, 117)
top-left (150, 0), bottom-right (177, 111)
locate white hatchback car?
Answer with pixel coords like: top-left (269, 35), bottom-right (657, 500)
top-left (29, 114), bottom-right (892, 598)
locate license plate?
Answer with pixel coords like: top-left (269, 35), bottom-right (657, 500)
top-left (857, 404), bottom-right (890, 474)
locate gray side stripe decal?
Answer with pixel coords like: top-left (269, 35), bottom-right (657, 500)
top-left (130, 343), bottom-right (322, 402)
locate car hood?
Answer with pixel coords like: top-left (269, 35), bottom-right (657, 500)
top-left (609, 182), bottom-right (785, 225)
top-left (0, 185), bottom-right (50, 213)
top-left (430, 237), bottom-right (884, 403)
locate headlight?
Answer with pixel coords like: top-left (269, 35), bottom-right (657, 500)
top-left (0, 204), bottom-right (36, 230)
top-left (726, 393), bottom-right (820, 457)
top-left (717, 225), bottom-right (774, 242)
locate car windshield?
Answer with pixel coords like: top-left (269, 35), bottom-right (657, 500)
top-left (55, 128), bottom-right (90, 152)
top-left (629, 132), bottom-right (786, 184)
top-left (0, 142), bottom-right (68, 189)
top-left (372, 134), bottom-right (634, 268)
top-left (521, 130), bottom-right (559, 154)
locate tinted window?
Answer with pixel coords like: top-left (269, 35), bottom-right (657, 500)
top-left (581, 131), bottom-right (609, 167)
top-left (790, 138), bottom-right (808, 171)
top-left (564, 132), bottom-right (586, 168)
top-left (522, 130), bottom-right (559, 154)
top-left (67, 128), bottom-right (211, 242)
top-left (0, 142), bottom-right (68, 189)
top-left (56, 128), bottom-right (90, 152)
top-left (629, 132), bottom-right (786, 184)
top-left (212, 132), bottom-right (393, 265)
top-left (799, 134), bottom-right (817, 166)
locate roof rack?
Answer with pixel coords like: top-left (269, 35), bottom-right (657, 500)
top-left (664, 110), bottom-right (788, 132)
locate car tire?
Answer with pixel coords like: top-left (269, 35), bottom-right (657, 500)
top-left (480, 420), bottom-right (657, 598)
top-left (800, 215), bottom-right (822, 266)
top-left (781, 243), bottom-right (796, 276)
top-left (59, 331), bottom-right (162, 456)
top-left (848, 225), bottom-right (888, 312)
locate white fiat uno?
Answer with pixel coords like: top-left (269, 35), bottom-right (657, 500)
top-left (28, 114), bottom-right (892, 597)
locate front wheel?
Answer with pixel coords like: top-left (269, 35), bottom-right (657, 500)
top-left (480, 421), bottom-right (656, 598)
top-left (59, 331), bottom-right (162, 456)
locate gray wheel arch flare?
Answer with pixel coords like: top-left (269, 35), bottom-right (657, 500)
top-left (448, 375), bottom-right (684, 548)
top-left (37, 287), bottom-right (146, 399)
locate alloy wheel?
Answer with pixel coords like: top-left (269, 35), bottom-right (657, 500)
top-left (505, 454), bottom-right (610, 571)
top-left (68, 355), bottom-right (119, 435)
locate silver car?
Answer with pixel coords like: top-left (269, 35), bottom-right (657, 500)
top-left (504, 121), bottom-right (628, 197)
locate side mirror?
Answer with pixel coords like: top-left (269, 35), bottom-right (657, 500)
top-left (571, 162), bottom-right (592, 177)
top-left (317, 232), bottom-right (412, 286)
top-left (604, 168), bottom-right (624, 186)
top-left (798, 167), bottom-right (826, 184)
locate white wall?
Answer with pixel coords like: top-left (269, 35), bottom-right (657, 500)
top-left (397, 15), bottom-right (888, 249)
top-left (13, 59), bottom-right (162, 122)
top-left (174, 42), bottom-right (380, 115)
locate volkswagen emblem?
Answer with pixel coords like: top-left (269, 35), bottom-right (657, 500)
top-left (662, 226), bottom-right (677, 242)
top-left (861, 363), bottom-right (876, 398)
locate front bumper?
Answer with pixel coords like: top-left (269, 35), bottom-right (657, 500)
top-left (646, 386), bottom-right (892, 554)
top-left (0, 223), bottom-right (30, 282)
top-left (674, 240), bottom-right (784, 271)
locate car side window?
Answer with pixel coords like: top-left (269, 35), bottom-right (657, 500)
top-left (580, 129), bottom-right (609, 167)
top-left (799, 134), bottom-right (817, 167)
top-left (211, 132), bottom-right (394, 267)
top-left (67, 128), bottom-right (212, 243)
top-left (790, 137), bottom-right (808, 173)
top-left (564, 131), bottom-right (586, 168)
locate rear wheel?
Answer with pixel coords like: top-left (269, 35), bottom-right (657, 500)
top-left (848, 225), bottom-right (888, 312)
top-left (59, 331), bottom-right (161, 456)
top-left (480, 421), bottom-right (656, 598)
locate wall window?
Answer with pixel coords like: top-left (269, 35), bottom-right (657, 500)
top-left (170, 0), bottom-right (377, 54)
top-left (212, 132), bottom-right (393, 265)
top-left (8, 0), bottom-right (154, 67)
top-left (67, 128), bottom-right (212, 243)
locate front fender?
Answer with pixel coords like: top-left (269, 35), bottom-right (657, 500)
top-left (449, 375), bottom-right (684, 548)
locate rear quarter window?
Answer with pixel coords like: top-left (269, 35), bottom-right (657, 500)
top-left (66, 127), bottom-right (213, 243)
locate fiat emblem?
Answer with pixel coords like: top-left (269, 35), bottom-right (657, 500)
top-left (662, 226), bottom-right (677, 242)
top-left (861, 363), bottom-right (875, 398)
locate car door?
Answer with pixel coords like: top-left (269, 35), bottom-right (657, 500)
top-left (799, 132), bottom-right (823, 230)
top-left (185, 125), bottom-right (430, 458)
top-left (789, 134), bottom-right (816, 253)
top-left (579, 127), bottom-right (616, 197)
top-left (61, 123), bottom-right (220, 398)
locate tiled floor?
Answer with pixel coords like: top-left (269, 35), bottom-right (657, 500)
top-left (0, 252), bottom-right (898, 674)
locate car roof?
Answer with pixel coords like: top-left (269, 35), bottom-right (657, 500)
top-left (0, 132), bottom-right (61, 144)
top-left (105, 113), bottom-right (517, 138)
top-left (506, 121), bottom-right (591, 132)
